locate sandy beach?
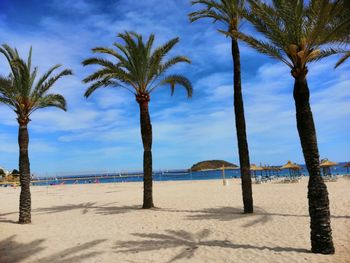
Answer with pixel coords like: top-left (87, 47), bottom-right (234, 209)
top-left (0, 177), bottom-right (349, 263)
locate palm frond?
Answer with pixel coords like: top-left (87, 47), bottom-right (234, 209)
top-left (0, 76), bottom-right (16, 109)
top-left (33, 69), bottom-right (72, 100)
top-left (335, 51), bottom-right (350, 68)
top-left (82, 57), bottom-right (118, 69)
top-left (84, 79), bottom-right (120, 98)
top-left (189, 9), bottom-right (227, 23)
top-left (32, 64), bottom-right (61, 94)
top-left (149, 37), bottom-right (180, 67)
top-left (155, 74), bottom-right (193, 98)
top-left (147, 37), bottom-right (180, 83)
top-left (308, 48), bottom-right (346, 62)
top-left (158, 56), bottom-right (191, 75)
top-left (190, 0), bottom-right (246, 33)
top-left (233, 31), bottom-right (293, 67)
top-left (33, 94), bottom-right (67, 112)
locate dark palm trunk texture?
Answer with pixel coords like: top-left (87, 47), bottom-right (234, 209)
top-left (293, 75), bottom-right (334, 254)
top-left (18, 119), bottom-right (31, 224)
top-left (137, 93), bottom-right (154, 209)
top-left (231, 38), bottom-right (253, 213)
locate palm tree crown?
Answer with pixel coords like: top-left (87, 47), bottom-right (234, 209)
top-left (235, 0), bottom-right (349, 78)
top-left (0, 45), bottom-right (72, 124)
top-left (82, 32), bottom-right (192, 100)
top-left (189, 0), bottom-right (245, 34)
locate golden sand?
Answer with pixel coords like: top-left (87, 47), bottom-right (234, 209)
top-left (0, 177), bottom-right (349, 263)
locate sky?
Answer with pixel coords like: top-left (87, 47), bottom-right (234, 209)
top-left (0, 0), bottom-right (349, 176)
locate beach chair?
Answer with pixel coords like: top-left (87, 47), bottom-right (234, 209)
top-left (291, 178), bottom-right (300, 183)
top-left (255, 176), bottom-right (262, 184)
top-left (323, 176), bottom-right (331, 182)
top-left (327, 175), bottom-right (337, 182)
top-left (282, 177), bottom-right (291, 183)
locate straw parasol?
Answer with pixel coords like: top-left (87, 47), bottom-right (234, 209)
top-left (343, 162), bottom-right (350, 175)
top-left (320, 160), bottom-right (338, 167)
top-left (320, 159), bottom-right (338, 176)
top-left (262, 165), bottom-right (271, 176)
top-left (281, 161), bottom-right (301, 177)
top-left (250, 164), bottom-right (264, 178)
top-left (250, 164), bottom-right (264, 171)
top-left (270, 166), bottom-right (282, 176)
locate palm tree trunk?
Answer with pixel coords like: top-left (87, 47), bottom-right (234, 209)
top-left (18, 120), bottom-right (31, 224)
top-left (293, 76), bottom-right (334, 254)
top-left (231, 38), bottom-right (253, 213)
top-left (138, 95), bottom-right (154, 209)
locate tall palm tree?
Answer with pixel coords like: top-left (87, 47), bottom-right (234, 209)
top-left (82, 32), bottom-right (192, 209)
top-left (233, 0), bottom-right (350, 254)
top-left (0, 44), bottom-right (72, 224)
top-left (189, 0), bottom-right (253, 213)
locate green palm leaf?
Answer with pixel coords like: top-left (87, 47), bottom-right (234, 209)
top-left (335, 51), bottom-right (350, 68)
top-left (158, 75), bottom-right (193, 97)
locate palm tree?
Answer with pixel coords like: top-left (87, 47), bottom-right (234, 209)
top-left (189, 0), bottom-right (253, 213)
top-left (0, 45), bottom-right (72, 224)
top-left (82, 32), bottom-right (192, 209)
top-left (232, 0), bottom-right (350, 254)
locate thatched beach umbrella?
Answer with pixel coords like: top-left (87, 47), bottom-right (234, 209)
top-left (320, 159), bottom-right (338, 176)
top-left (343, 162), bottom-right (350, 175)
top-left (269, 166), bottom-right (281, 176)
top-left (262, 165), bottom-right (270, 176)
top-left (250, 164), bottom-right (264, 178)
top-left (281, 161), bottom-right (301, 178)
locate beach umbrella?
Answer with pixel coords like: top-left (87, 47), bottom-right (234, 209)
top-left (270, 166), bottom-right (281, 176)
top-left (320, 159), bottom-right (338, 176)
top-left (343, 162), bottom-right (350, 175)
top-left (262, 165), bottom-right (269, 176)
top-left (250, 164), bottom-right (264, 178)
top-left (281, 161), bottom-right (301, 178)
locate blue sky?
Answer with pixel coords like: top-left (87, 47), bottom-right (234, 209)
top-left (0, 0), bottom-right (349, 175)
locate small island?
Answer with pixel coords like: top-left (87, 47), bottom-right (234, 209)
top-left (190, 160), bottom-right (238, 171)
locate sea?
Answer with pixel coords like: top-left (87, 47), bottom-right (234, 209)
top-left (28, 163), bottom-right (349, 186)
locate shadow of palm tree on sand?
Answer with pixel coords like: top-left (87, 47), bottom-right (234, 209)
top-left (0, 235), bottom-right (105, 263)
top-left (162, 206), bottom-right (350, 224)
top-left (114, 229), bottom-right (310, 263)
top-left (33, 202), bottom-right (140, 216)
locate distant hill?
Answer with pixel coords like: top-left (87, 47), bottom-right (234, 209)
top-left (190, 160), bottom-right (238, 171)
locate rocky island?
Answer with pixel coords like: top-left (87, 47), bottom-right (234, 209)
top-left (190, 160), bottom-right (238, 171)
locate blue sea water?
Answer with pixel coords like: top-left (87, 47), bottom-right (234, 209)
top-left (29, 163), bottom-right (349, 187)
